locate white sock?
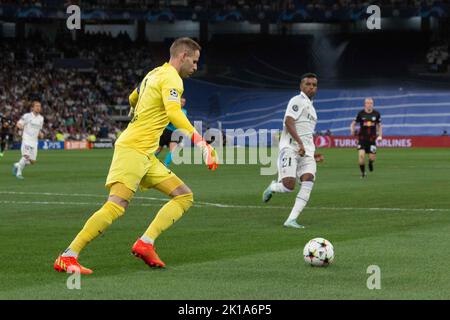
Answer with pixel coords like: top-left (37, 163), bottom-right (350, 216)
top-left (270, 182), bottom-right (293, 193)
top-left (61, 248), bottom-right (79, 258)
top-left (140, 235), bottom-right (154, 245)
top-left (17, 157), bottom-right (28, 175)
top-left (287, 181), bottom-right (314, 221)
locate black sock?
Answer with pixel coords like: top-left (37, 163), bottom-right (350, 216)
top-left (359, 164), bottom-right (365, 175)
top-left (369, 160), bottom-right (374, 172)
top-left (0, 141), bottom-right (5, 153)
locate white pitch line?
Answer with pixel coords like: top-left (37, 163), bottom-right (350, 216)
top-left (0, 199), bottom-right (283, 209)
top-left (0, 200), bottom-right (104, 206)
top-left (308, 206), bottom-right (450, 212)
top-left (0, 190), bottom-right (166, 202)
top-left (0, 200), bottom-right (170, 208)
top-left (0, 191), bottom-right (287, 209)
top-left (1, 191), bottom-right (449, 212)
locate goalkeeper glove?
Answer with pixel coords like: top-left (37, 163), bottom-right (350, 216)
top-left (192, 132), bottom-right (219, 171)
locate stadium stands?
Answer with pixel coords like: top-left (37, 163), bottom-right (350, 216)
top-left (426, 41), bottom-right (449, 72)
top-left (201, 32), bottom-right (431, 86)
top-left (1, 29), bottom-right (449, 141)
top-left (0, 0), bottom-right (448, 21)
top-left (0, 32), bottom-right (146, 142)
top-left (1, 0), bottom-right (449, 143)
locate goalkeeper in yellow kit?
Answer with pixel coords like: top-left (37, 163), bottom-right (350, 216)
top-left (54, 38), bottom-right (218, 274)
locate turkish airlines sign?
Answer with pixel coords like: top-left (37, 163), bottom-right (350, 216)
top-left (315, 136), bottom-right (450, 148)
top-left (64, 140), bottom-right (91, 150)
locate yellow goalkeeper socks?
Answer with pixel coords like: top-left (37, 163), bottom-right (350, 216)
top-left (64, 193), bottom-right (192, 255)
top-left (67, 201), bottom-right (125, 255)
top-left (143, 193), bottom-right (193, 241)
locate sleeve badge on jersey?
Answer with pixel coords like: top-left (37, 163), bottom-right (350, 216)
top-left (292, 105), bottom-right (299, 112)
top-left (168, 89), bottom-right (180, 102)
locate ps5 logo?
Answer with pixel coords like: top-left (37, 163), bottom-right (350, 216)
top-left (66, 5), bottom-right (81, 30)
top-left (366, 5), bottom-right (381, 30)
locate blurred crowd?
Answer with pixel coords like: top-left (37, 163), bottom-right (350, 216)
top-left (426, 42), bottom-right (449, 73)
top-left (0, 32), bottom-right (156, 142)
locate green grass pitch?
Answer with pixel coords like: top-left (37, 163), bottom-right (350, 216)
top-left (0, 148), bottom-right (449, 299)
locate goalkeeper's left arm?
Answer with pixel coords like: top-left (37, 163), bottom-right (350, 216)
top-left (166, 104), bottom-right (218, 171)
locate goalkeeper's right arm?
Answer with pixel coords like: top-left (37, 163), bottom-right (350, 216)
top-left (128, 88), bottom-right (139, 117)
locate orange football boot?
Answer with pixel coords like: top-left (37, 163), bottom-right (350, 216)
top-left (54, 255), bottom-right (93, 274)
top-left (131, 239), bottom-right (166, 268)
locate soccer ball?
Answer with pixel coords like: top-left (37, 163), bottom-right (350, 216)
top-left (303, 238), bottom-right (334, 267)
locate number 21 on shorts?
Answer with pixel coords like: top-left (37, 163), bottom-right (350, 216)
top-left (282, 156), bottom-right (292, 168)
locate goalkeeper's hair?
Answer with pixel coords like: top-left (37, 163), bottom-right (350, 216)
top-left (170, 37), bottom-right (201, 58)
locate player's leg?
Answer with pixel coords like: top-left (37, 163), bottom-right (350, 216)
top-left (368, 144), bottom-right (377, 172)
top-left (358, 144), bottom-right (367, 177)
top-left (55, 183), bottom-right (133, 274)
top-left (164, 141), bottom-right (177, 167)
top-left (29, 146), bottom-right (38, 165)
top-left (54, 146), bottom-right (145, 274)
top-left (154, 146), bottom-right (163, 157)
top-left (139, 182), bottom-right (192, 244)
top-left (13, 144), bottom-right (36, 179)
top-left (263, 148), bottom-right (296, 202)
top-left (13, 143), bottom-right (27, 177)
top-left (133, 156), bottom-right (194, 267)
top-left (1, 133), bottom-right (13, 155)
top-left (66, 184), bottom-right (132, 254)
top-left (284, 156), bottom-right (316, 229)
top-left (155, 129), bottom-right (171, 158)
top-left (8, 134), bottom-right (13, 152)
top-left (0, 134), bottom-right (5, 157)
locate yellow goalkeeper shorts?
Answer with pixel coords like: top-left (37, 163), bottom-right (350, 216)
top-left (105, 145), bottom-right (183, 193)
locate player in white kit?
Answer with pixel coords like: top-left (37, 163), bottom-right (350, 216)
top-left (12, 101), bottom-right (44, 179)
top-left (262, 73), bottom-right (318, 229)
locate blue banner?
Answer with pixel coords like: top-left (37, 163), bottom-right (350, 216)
top-left (38, 140), bottom-right (64, 150)
top-left (11, 140), bottom-right (64, 150)
top-left (184, 79), bottom-right (450, 137)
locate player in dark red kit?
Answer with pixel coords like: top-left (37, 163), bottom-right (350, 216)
top-left (350, 98), bottom-right (382, 178)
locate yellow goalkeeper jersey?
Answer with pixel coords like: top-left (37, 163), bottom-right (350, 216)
top-left (115, 63), bottom-right (184, 156)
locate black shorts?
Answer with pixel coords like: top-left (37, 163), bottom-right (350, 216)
top-left (159, 128), bottom-right (172, 148)
top-left (358, 140), bottom-right (377, 154)
top-left (159, 128), bottom-right (184, 147)
top-left (0, 132), bottom-right (13, 144)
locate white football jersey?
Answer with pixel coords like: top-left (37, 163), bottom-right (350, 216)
top-left (279, 91), bottom-right (317, 157)
top-left (18, 112), bottom-right (44, 145)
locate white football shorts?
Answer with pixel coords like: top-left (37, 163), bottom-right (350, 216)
top-left (21, 143), bottom-right (38, 161)
top-left (277, 147), bottom-right (316, 182)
